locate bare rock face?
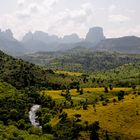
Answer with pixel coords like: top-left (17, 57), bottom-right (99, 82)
top-left (62, 34), bottom-right (82, 43)
top-left (85, 27), bottom-right (105, 44)
top-left (0, 29), bottom-right (15, 41)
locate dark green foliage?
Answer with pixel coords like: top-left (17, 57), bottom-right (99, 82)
top-left (113, 99), bottom-right (117, 104)
top-left (53, 119), bottom-right (82, 140)
top-left (80, 88), bottom-right (84, 95)
top-left (91, 62), bottom-right (140, 87)
top-left (117, 90), bottom-right (125, 101)
top-left (89, 121), bottom-right (100, 140)
top-left (83, 101), bottom-right (88, 110)
top-left (104, 87), bottom-right (109, 93)
top-left (24, 50), bottom-right (140, 72)
top-left (42, 123), bottom-right (52, 133)
top-left (0, 50), bottom-right (80, 90)
top-left (59, 112), bottom-right (68, 122)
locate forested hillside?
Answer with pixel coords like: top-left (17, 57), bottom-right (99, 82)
top-left (0, 50), bottom-right (80, 90)
top-left (0, 49), bottom-right (140, 139)
top-left (21, 49), bottom-right (140, 72)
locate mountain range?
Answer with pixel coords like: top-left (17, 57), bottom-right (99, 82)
top-left (0, 27), bottom-right (140, 56)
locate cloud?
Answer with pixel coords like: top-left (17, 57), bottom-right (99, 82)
top-left (0, 0), bottom-right (94, 39)
top-left (46, 2), bottom-right (94, 37)
top-left (109, 4), bottom-right (116, 12)
top-left (17, 0), bottom-right (25, 7)
top-left (43, 0), bottom-right (58, 7)
top-left (107, 25), bottom-right (140, 37)
top-left (109, 14), bottom-right (130, 22)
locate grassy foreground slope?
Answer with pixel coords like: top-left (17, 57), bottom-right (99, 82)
top-left (64, 93), bottom-right (140, 139)
top-left (42, 86), bottom-right (140, 139)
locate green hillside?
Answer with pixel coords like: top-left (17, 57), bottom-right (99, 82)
top-left (0, 50), bottom-right (81, 90)
top-left (21, 49), bottom-right (140, 72)
top-left (91, 62), bottom-right (140, 87)
top-left (0, 50), bottom-right (140, 140)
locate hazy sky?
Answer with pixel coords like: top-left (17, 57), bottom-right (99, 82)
top-left (0, 0), bottom-right (140, 40)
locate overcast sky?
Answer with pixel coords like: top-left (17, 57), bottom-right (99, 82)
top-left (0, 0), bottom-right (140, 40)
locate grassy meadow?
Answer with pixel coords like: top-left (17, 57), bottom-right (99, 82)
top-left (41, 87), bottom-right (133, 103)
top-left (64, 94), bottom-right (140, 139)
top-left (40, 86), bottom-right (140, 139)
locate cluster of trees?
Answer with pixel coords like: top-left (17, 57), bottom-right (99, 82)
top-left (45, 51), bottom-right (140, 72)
top-left (0, 50), bottom-right (85, 90)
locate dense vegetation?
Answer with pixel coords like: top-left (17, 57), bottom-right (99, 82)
top-left (0, 49), bottom-right (140, 140)
top-left (21, 48), bottom-right (140, 72)
top-left (0, 81), bottom-right (57, 139)
top-left (0, 50), bottom-right (83, 90)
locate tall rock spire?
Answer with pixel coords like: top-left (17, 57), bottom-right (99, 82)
top-left (85, 27), bottom-right (105, 44)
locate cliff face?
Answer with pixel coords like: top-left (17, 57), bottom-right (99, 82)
top-left (85, 27), bottom-right (105, 44)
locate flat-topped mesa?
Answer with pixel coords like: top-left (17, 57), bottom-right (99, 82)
top-left (62, 33), bottom-right (82, 43)
top-left (85, 27), bottom-right (106, 44)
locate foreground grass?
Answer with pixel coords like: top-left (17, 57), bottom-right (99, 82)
top-left (64, 94), bottom-right (140, 139)
top-left (41, 87), bottom-right (140, 139)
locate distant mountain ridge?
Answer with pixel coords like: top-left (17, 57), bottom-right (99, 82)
top-left (95, 36), bottom-right (140, 54)
top-left (0, 29), bottom-right (26, 56)
top-left (0, 27), bottom-right (140, 56)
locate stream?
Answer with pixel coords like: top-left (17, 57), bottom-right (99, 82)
top-left (29, 105), bottom-right (42, 128)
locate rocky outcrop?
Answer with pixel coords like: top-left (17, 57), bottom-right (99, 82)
top-left (85, 27), bottom-right (105, 44)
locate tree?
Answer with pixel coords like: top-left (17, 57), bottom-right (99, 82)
top-left (76, 85), bottom-right (80, 92)
top-left (105, 130), bottom-right (110, 140)
top-left (80, 88), bottom-right (84, 95)
top-left (59, 112), bottom-right (67, 121)
top-left (118, 90), bottom-right (125, 101)
top-left (89, 121), bottom-right (100, 140)
top-left (93, 103), bottom-right (96, 112)
top-left (104, 87), bottom-right (109, 93)
top-left (42, 123), bottom-right (52, 133)
top-left (10, 109), bottom-right (18, 121)
top-left (83, 100), bottom-right (88, 110)
top-left (65, 93), bottom-right (71, 101)
top-left (132, 85), bottom-right (136, 90)
top-left (113, 99), bottom-right (117, 105)
top-left (109, 84), bottom-right (113, 90)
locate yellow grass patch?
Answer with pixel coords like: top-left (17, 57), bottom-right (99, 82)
top-left (55, 70), bottom-right (82, 76)
top-left (41, 87), bottom-right (132, 100)
top-left (41, 90), bottom-right (64, 99)
top-left (64, 94), bottom-right (140, 138)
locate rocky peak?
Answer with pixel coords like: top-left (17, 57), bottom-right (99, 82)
top-left (85, 27), bottom-right (105, 44)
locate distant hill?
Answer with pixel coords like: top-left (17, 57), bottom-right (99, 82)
top-left (0, 48), bottom-right (73, 91)
top-left (21, 49), bottom-right (140, 72)
top-left (22, 31), bottom-right (83, 53)
top-left (0, 27), bottom-right (140, 56)
top-left (95, 36), bottom-right (140, 54)
top-left (0, 29), bottom-right (26, 56)
top-left (0, 50), bottom-right (76, 89)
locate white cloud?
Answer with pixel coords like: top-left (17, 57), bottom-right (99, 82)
top-left (17, 0), bottom-right (25, 7)
top-left (109, 4), bottom-right (116, 12)
top-left (109, 14), bottom-right (130, 22)
top-left (107, 25), bottom-right (140, 37)
top-left (0, 0), bottom-right (94, 40)
top-left (46, 2), bottom-right (94, 37)
top-left (1, 0), bottom-right (138, 39)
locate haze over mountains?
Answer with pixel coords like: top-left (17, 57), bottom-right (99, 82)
top-left (0, 27), bottom-right (140, 56)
